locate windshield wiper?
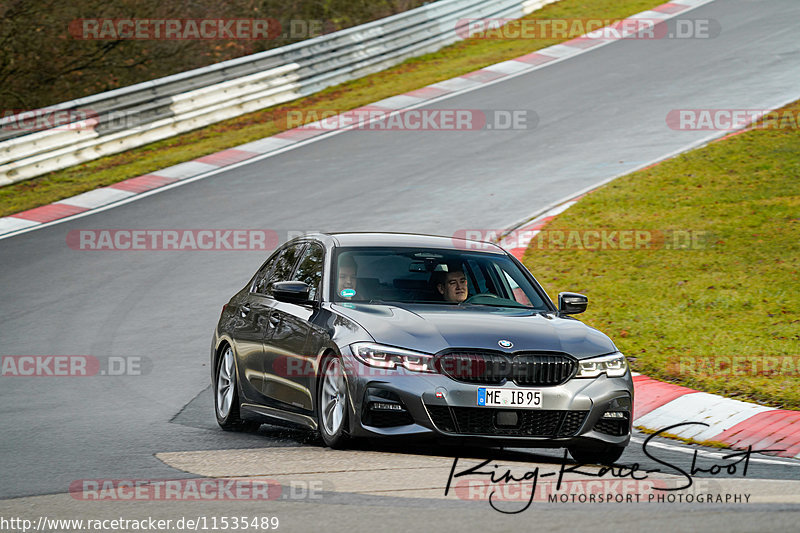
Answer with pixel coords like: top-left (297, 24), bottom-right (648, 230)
top-left (460, 302), bottom-right (537, 310)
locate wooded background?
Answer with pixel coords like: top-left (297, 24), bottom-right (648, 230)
top-left (0, 0), bottom-right (426, 111)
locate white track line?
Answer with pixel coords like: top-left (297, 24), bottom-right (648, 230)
top-left (629, 436), bottom-right (800, 467)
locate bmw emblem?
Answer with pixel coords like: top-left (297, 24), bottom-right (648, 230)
top-left (498, 339), bottom-right (513, 349)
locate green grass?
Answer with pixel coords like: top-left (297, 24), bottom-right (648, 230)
top-left (522, 100), bottom-right (800, 409)
top-left (0, 0), bottom-right (663, 217)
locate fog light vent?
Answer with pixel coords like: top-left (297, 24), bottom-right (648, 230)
top-left (594, 410), bottom-right (630, 436)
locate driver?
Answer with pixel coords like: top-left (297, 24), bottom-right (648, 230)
top-left (337, 254), bottom-right (358, 297)
top-left (435, 267), bottom-right (469, 303)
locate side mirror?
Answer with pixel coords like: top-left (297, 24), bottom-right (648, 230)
top-left (558, 292), bottom-right (588, 315)
top-left (273, 281), bottom-right (312, 304)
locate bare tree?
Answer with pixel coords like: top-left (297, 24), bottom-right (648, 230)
top-left (0, 0), bottom-right (427, 110)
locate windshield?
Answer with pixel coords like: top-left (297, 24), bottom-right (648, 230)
top-left (331, 247), bottom-right (550, 310)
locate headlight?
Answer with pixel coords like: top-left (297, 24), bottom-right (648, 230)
top-left (575, 352), bottom-right (628, 378)
top-left (351, 343), bottom-right (435, 373)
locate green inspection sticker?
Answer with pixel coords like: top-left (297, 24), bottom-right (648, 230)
top-left (340, 288), bottom-right (356, 298)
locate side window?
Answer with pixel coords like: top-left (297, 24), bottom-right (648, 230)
top-left (252, 253), bottom-right (281, 294)
top-left (486, 263), bottom-right (511, 299)
top-left (502, 269), bottom-right (532, 306)
top-left (465, 259), bottom-right (489, 294)
top-left (291, 243), bottom-right (324, 300)
top-left (265, 243), bottom-right (305, 296)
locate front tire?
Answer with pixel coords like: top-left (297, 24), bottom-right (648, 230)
top-left (317, 355), bottom-right (350, 448)
top-left (568, 443), bottom-right (626, 465)
top-left (215, 345), bottom-right (259, 432)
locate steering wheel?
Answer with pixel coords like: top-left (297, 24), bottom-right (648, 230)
top-left (464, 293), bottom-right (499, 303)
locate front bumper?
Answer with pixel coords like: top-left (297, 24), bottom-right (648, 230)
top-left (343, 348), bottom-right (633, 448)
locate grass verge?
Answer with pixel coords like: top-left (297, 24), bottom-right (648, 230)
top-left (0, 0), bottom-right (663, 217)
top-left (522, 100), bottom-right (800, 409)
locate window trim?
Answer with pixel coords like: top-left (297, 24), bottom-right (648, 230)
top-left (290, 241), bottom-right (325, 304)
top-left (250, 242), bottom-right (307, 297)
top-left (249, 247), bottom-right (284, 294)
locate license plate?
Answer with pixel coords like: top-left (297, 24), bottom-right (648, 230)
top-left (477, 388), bottom-right (542, 408)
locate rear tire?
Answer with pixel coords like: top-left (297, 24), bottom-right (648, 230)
top-left (568, 443), bottom-right (625, 465)
top-left (317, 354), bottom-right (350, 449)
top-left (215, 345), bottom-right (260, 432)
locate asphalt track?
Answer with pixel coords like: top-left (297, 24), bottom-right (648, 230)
top-left (2, 0), bottom-right (800, 528)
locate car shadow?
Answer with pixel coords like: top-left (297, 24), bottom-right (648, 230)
top-left (250, 422), bottom-right (568, 465)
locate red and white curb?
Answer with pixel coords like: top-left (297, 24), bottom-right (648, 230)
top-left (632, 375), bottom-right (800, 459)
top-left (0, 0), bottom-right (716, 241)
top-left (498, 194), bottom-right (800, 460)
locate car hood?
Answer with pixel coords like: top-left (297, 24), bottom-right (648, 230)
top-left (332, 302), bottom-right (617, 359)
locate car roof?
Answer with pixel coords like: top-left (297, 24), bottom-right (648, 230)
top-left (309, 232), bottom-right (506, 254)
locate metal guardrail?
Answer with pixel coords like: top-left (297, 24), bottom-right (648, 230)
top-left (0, 0), bottom-right (558, 186)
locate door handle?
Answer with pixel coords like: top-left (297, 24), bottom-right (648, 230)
top-left (240, 303), bottom-right (251, 317)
